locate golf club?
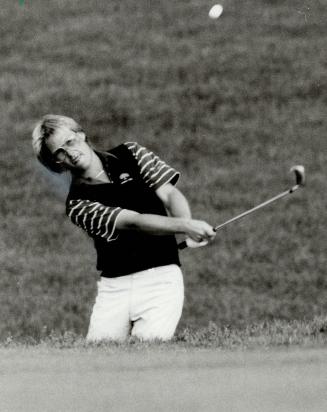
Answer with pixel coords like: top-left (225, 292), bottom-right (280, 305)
top-left (178, 165), bottom-right (305, 250)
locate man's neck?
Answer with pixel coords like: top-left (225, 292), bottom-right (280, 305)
top-left (75, 151), bottom-right (110, 182)
top-left (83, 151), bottom-right (104, 178)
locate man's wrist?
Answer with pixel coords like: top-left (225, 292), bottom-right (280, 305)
top-left (172, 217), bottom-right (190, 234)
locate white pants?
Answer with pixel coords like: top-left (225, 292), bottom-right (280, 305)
top-left (86, 264), bottom-right (184, 342)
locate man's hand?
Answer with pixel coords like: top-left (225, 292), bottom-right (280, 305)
top-left (182, 219), bottom-right (216, 244)
top-left (183, 238), bottom-right (209, 249)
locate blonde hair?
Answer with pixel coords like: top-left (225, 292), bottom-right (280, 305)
top-left (32, 114), bottom-right (85, 173)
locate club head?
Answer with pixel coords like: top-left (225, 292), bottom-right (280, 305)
top-left (290, 165), bottom-right (305, 186)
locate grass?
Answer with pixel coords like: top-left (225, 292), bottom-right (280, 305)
top-left (0, 0), bottom-right (326, 339)
top-left (2, 316), bottom-right (327, 351)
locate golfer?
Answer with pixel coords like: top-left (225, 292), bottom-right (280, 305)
top-left (32, 114), bottom-right (216, 341)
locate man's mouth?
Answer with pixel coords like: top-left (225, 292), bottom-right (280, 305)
top-left (71, 155), bottom-right (81, 165)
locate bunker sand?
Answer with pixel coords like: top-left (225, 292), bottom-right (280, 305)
top-left (1, 347), bottom-right (327, 411)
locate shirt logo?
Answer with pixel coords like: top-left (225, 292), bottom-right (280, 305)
top-left (119, 173), bottom-right (133, 184)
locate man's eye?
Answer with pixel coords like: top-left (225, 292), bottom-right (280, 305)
top-left (66, 139), bottom-right (75, 146)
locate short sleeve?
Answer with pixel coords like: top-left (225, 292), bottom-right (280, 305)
top-left (66, 198), bottom-right (123, 242)
top-left (124, 142), bottom-right (180, 190)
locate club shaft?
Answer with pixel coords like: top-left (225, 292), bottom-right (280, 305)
top-left (214, 185), bottom-right (299, 232)
top-left (178, 184), bottom-right (300, 250)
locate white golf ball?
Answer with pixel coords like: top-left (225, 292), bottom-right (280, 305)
top-left (208, 4), bottom-right (223, 19)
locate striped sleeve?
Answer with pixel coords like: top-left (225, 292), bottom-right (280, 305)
top-left (66, 199), bottom-right (123, 242)
top-left (124, 142), bottom-right (180, 190)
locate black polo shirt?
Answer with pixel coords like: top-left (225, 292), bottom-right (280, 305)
top-left (66, 143), bottom-right (181, 277)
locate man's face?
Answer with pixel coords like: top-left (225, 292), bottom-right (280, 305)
top-left (46, 126), bottom-right (93, 172)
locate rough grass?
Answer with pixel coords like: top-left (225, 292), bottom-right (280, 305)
top-left (0, 0), bottom-right (327, 339)
top-left (2, 317), bottom-right (327, 350)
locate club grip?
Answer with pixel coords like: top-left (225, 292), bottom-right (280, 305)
top-left (178, 240), bottom-right (188, 250)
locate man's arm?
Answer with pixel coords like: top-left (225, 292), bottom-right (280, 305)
top-left (155, 183), bottom-right (192, 218)
top-left (67, 197), bottom-right (215, 243)
top-left (116, 209), bottom-right (215, 242)
top-left (155, 183), bottom-right (216, 246)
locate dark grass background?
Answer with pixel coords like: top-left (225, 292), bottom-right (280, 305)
top-left (0, 0), bottom-right (326, 340)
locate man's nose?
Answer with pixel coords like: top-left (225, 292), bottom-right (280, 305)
top-left (65, 147), bottom-right (79, 158)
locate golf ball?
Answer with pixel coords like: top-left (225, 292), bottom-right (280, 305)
top-left (208, 4), bottom-right (223, 19)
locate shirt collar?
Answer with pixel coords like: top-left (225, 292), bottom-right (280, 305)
top-left (71, 149), bottom-right (118, 186)
top-left (94, 149), bottom-right (119, 172)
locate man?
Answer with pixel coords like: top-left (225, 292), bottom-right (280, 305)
top-left (32, 114), bottom-right (216, 341)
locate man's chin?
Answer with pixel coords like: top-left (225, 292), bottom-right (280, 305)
top-left (68, 162), bottom-right (86, 173)
top-left (72, 158), bottom-right (94, 175)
